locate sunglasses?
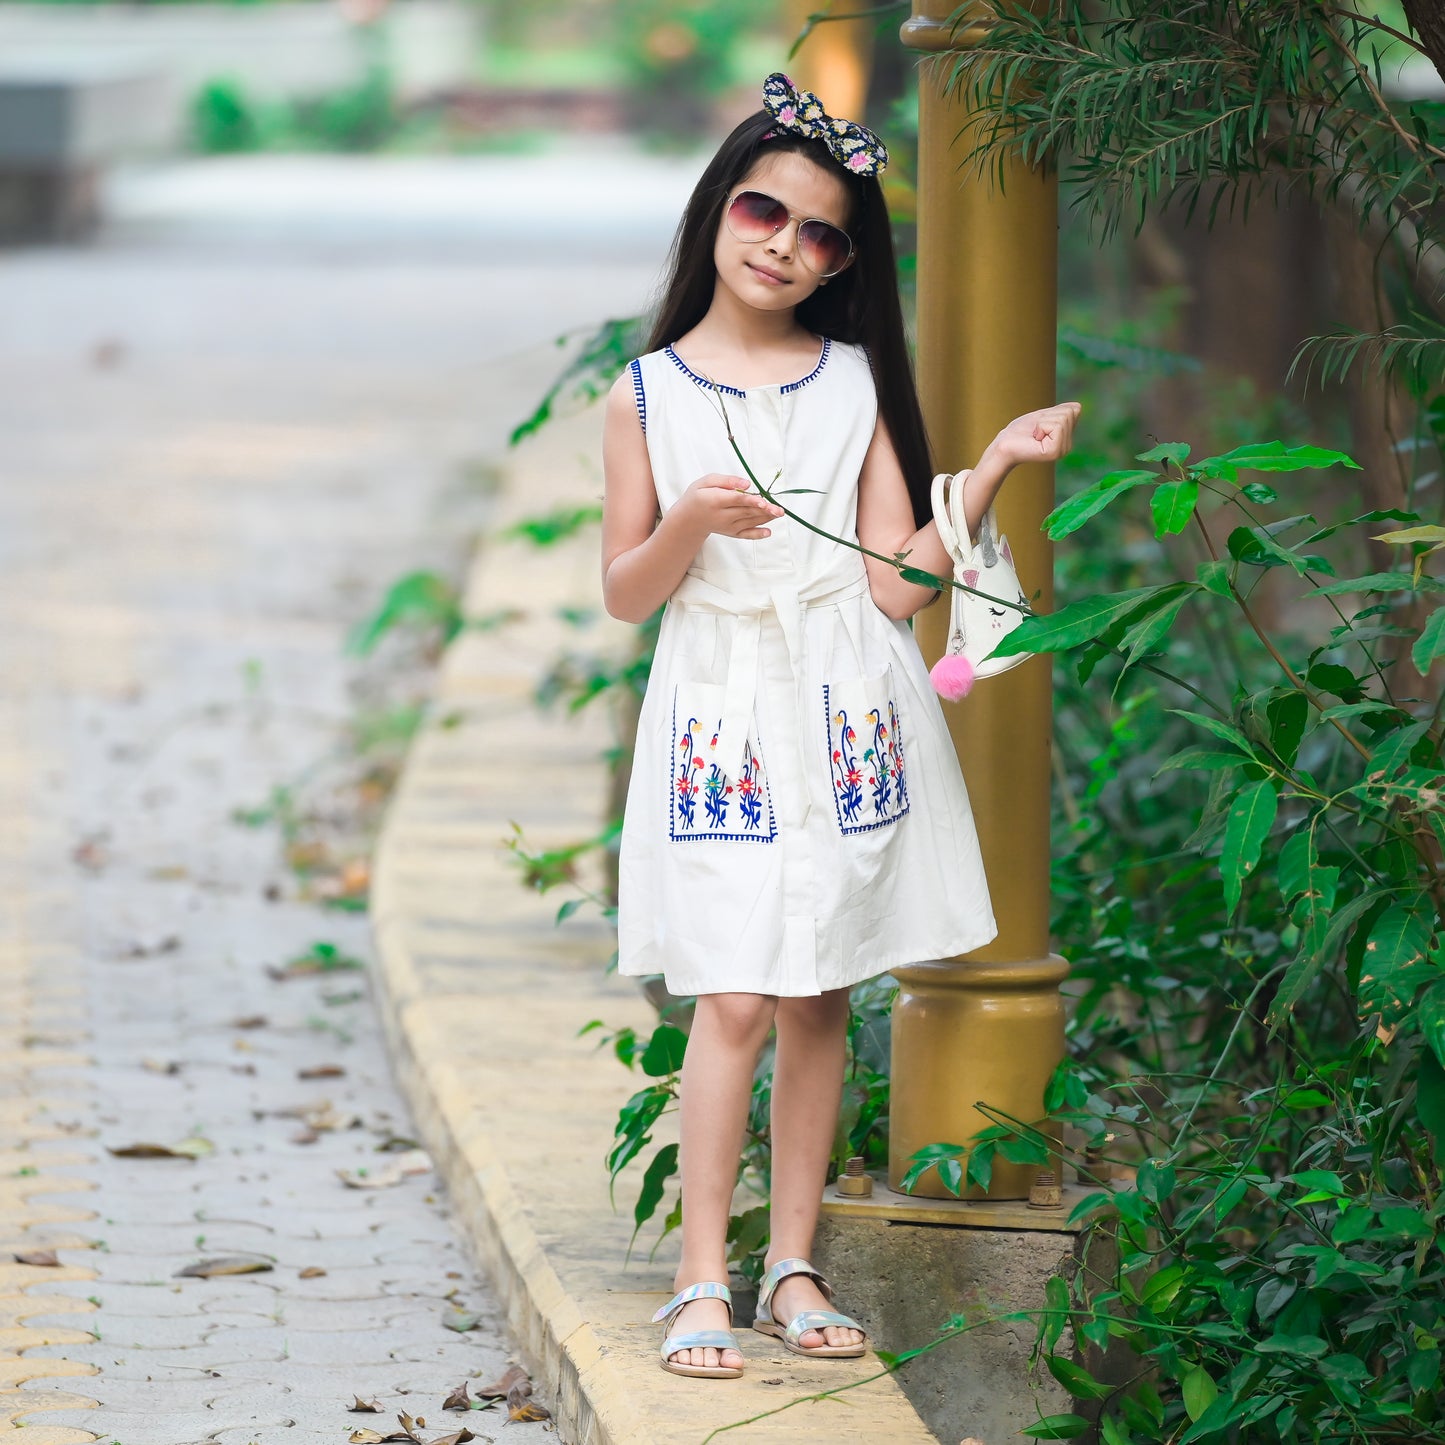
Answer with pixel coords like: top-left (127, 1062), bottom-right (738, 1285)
top-left (724, 189), bottom-right (854, 279)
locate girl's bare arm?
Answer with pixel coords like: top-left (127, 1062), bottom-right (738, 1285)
top-left (857, 401), bottom-right (1080, 621)
top-left (600, 374), bottom-right (783, 625)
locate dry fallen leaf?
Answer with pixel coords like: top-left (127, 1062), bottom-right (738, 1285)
top-left (107, 1138), bottom-right (214, 1160)
top-left (337, 1149), bottom-right (430, 1190)
top-left (118, 934), bottom-right (181, 958)
top-left (141, 1058), bottom-right (183, 1075)
top-left (375, 1135), bottom-right (423, 1153)
top-left (13, 1249), bottom-right (60, 1267)
top-left (232, 1014), bottom-right (269, 1029)
top-left (349, 1396), bottom-right (383, 1413)
top-left (430, 1431), bottom-right (476, 1445)
top-left (299, 1266), bottom-right (327, 1279)
top-left (504, 1370), bottom-right (549, 1422)
top-left (299, 1063), bottom-right (346, 1079)
top-left (291, 1128), bottom-right (321, 1146)
top-left (349, 1432), bottom-right (387, 1444)
top-left (442, 1382), bottom-right (471, 1411)
top-left (305, 1104), bottom-right (363, 1132)
top-left (475, 1364), bottom-right (527, 1398)
top-left (175, 1255), bottom-right (274, 1278)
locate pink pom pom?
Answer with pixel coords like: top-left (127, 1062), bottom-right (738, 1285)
top-left (930, 653), bottom-right (975, 701)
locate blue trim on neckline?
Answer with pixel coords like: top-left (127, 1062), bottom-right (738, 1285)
top-left (663, 338), bottom-right (831, 398)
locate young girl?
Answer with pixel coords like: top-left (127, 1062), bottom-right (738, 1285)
top-left (601, 73), bottom-right (1079, 1380)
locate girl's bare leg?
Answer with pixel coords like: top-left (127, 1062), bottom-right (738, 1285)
top-left (764, 988), bottom-right (863, 1349)
top-left (669, 991), bottom-right (776, 1370)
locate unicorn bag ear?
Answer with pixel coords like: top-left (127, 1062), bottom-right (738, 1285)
top-left (927, 470), bottom-right (1033, 701)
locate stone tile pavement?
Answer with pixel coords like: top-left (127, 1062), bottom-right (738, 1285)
top-left (0, 148), bottom-right (699, 1444)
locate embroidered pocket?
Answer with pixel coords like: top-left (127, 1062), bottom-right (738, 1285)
top-left (824, 669), bottom-right (910, 835)
top-left (669, 682), bottom-right (776, 843)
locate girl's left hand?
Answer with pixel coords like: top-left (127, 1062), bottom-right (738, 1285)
top-left (992, 402), bottom-right (1082, 469)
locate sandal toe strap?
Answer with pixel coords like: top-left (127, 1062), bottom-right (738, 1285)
top-left (662, 1328), bottom-right (739, 1358)
top-left (652, 1280), bottom-right (734, 1324)
top-left (757, 1256), bottom-right (833, 1314)
top-left (784, 1309), bottom-right (866, 1347)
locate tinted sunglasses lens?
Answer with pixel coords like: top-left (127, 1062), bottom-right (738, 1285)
top-left (798, 220), bottom-right (851, 277)
top-left (727, 190), bottom-right (788, 241)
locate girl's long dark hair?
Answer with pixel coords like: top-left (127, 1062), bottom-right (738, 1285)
top-left (647, 109), bottom-right (936, 532)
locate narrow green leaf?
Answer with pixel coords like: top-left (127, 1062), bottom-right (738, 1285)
top-left (1044, 470), bottom-right (1156, 540)
top-left (1167, 709), bottom-right (1259, 758)
top-left (1314, 572), bottom-right (1445, 595)
top-left (1220, 780), bottom-right (1278, 912)
top-left (1150, 478), bottom-right (1200, 537)
top-left (1208, 441), bottom-right (1359, 472)
top-left (1020, 1415), bottom-right (1091, 1441)
top-left (1153, 747), bottom-right (1249, 775)
top-left (1120, 588), bottom-right (1195, 669)
top-left (1043, 1275), bottom-right (1069, 1351)
top-left (990, 588), bottom-right (1162, 657)
top-left (628, 1142), bottom-right (679, 1256)
top-left (1046, 1355), bottom-right (1113, 1401)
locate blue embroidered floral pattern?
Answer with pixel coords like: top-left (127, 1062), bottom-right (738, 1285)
top-left (825, 684), bottom-right (910, 835)
top-left (670, 693), bottom-right (776, 844)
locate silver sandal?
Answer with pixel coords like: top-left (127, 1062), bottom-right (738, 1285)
top-left (753, 1257), bottom-right (868, 1358)
top-left (653, 1280), bottom-right (744, 1379)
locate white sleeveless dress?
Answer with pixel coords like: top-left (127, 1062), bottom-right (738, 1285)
top-left (615, 337), bottom-right (997, 997)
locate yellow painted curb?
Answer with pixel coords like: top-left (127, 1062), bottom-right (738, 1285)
top-left (369, 408), bottom-right (939, 1445)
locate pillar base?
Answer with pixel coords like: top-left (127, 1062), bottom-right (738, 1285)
top-left (888, 954), bottom-right (1070, 1198)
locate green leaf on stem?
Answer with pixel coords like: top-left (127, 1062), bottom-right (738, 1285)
top-left (1150, 478), bottom-right (1200, 536)
top-left (1419, 1050), bottom-right (1445, 1140)
top-left (1207, 441), bottom-right (1359, 472)
top-left (639, 1023), bottom-right (688, 1077)
top-left (1357, 905), bottom-right (1432, 1021)
top-left (1314, 571), bottom-right (1445, 595)
top-left (1219, 780), bottom-right (1277, 913)
top-left (1419, 979), bottom-right (1445, 1070)
top-left (627, 1143), bottom-right (678, 1258)
top-left (1136, 442), bottom-right (1190, 464)
top-left (1196, 559), bottom-right (1233, 598)
top-left (1021, 1415), bottom-right (1091, 1440)
top-left (1412, 606), bottom-right (1445, 674)
top-left (992, 588), bottom-right (1165, 657)
top-left (1043, 470), bottom-right (1155, 539)
top-left (1046, 1356), bottom-right (1113, 1400)
top-left (1182, 1366), bottom-right (1219, 1422)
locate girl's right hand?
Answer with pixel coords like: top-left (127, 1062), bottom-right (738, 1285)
top-left (678, 474), bottom-right (785, 540)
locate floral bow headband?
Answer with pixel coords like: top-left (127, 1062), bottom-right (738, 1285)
top-left (761, 72), bottom-right (889, 178)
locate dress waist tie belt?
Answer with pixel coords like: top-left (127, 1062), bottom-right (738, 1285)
top-left (668, 567), bottom-right (872, 827)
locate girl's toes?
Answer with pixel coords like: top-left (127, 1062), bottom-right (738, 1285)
top-left (799, 1327), bottom-right (823, 1349)
top-left (722, 1348), bottom-right (743, 1371)
top-left (702, 1347), bottom-right (719, 1369)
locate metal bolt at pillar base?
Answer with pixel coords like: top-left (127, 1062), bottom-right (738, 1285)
top-left (891, 0), bottom-right (1065, 1201)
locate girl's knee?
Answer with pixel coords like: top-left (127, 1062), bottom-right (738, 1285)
top-left (776, 988), bottom-right (850, 1031)
top-left (696, 991), bottom-right (777, 1046)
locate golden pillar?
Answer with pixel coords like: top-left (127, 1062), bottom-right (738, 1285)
top-left (782, 0), bottom-right (875, 120)
top-left (890, 1), bottom-right (1066, 1199)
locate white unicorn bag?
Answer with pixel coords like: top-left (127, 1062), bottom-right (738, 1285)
top-left (928, 469), bottom-right (1032, 701)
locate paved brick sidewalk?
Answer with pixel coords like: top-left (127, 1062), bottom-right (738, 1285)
top-left (0, 151), bottom-right (694, 1445)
